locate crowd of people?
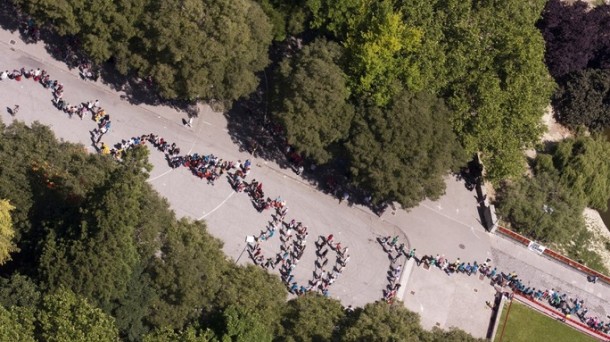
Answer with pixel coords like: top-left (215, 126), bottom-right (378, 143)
top-left (8, 63), bottom-right (607, 336)
top-left (378, 235), bottom-right (412, 303)
top-left (1, 66), bottom-right (350, 299)
top-left (383, 240), bottom-right (610, 337)
top-left (87, 119), bottom-right (350, 296)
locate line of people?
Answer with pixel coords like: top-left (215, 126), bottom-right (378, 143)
top-left (390, 243), bottom-right (609, 337)
top-left (378, 235), bottom-right (413, 303)
top-left (102, 134), bottom-right (349, 296)
top-left (1, 64), bottom-right (351, 300)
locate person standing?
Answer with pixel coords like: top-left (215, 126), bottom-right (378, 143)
top-left (96, 120), bottom-right (111, 143)
top-left (10, 105), bottom-right (19, 115)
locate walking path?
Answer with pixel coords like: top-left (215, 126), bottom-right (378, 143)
top-left (0, 27), bottom-right (609, 339)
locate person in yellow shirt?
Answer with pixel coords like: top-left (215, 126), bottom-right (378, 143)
top-left (100, 142), bottom-right (110, 155)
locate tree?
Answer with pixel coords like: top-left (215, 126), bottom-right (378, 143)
top-left (146, 219), bottom-right (229, 330)
top-left (340, 302), bottom-right (426, 342)
top-left (0, 120), bottom-right (117, 275)
top-left (495, 155), bottom-right (585, 244)
top-left (441, 0), bottom-right (555, 181)
top-left (37, 147), bottom-right (151, 312)
top-left (344, 0), bottom-right (425, 106)
top-left (143, 326), bottom-right (217, 342)
top-left (538, 0), bottom-right (610, 78)
top-left (305, 0), bottom-right (363, 37)
top-left (553, 68), bottom-right (610, 131)
top-left (212, 265), bottom-right (286, 338)
top-left (274, 39), bottom-right (354, 163)
top-left (0, 305), bottom-right (36, 342)
top-left (254, 0), bottom-right (307, 41)
top-left (347, 91), bottom-right (465, 208)
top-left (552, 135), bottom-right (610, 211)
top-left (16, 0), bottom-right (273, 103)
top-left (0, 199), bottom-right (17, 265)
top-left (132, 0), bottom-right (273, 102)
top-left (38, 289), bottom-right (119, 342)
top-left (220, 305), bottom-right (273, 342)
top-left (278, 293), bottom-right (345, 342)
top-left (0, 274), bottom-right (41, 309)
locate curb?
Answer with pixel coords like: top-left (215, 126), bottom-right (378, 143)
top-left (397, 257), bottom-right (415, 301)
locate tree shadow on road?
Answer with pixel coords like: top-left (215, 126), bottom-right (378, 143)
top-left (0, 0), bottom-right (19, 33)
top-left (0, 0), bottom-right (194, 113)
top-left (224, 87), bottom-right (373, 209)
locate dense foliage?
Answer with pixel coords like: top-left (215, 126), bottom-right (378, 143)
top-left (553, 68), bottom-right (610, 131)
top-left (540, 1), bottom-right (610, 132)
top-left (273, 39), bottom-right (354, 164)
top-left (16, 0), bottom-right (555, 206)
top-left (15, 0), bottom-right (273, 102)
top-left (0, 120), bottom-right (481, 341)
top-left (538, 0), bottom-right (610, 79)
top-left (347, 92), bottom-right (464, 207)
top-left (307, 0), bottom-right (553, 180)
top-left (496, 135), bottom-right (610, 272)
top-left (0, 199), bottom-right (16, 265)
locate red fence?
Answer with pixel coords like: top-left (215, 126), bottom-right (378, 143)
top-left (496, 226), bottom-right (610, 285)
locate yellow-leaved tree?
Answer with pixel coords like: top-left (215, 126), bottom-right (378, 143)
top-left (0, 199), bottom-right (17, 265)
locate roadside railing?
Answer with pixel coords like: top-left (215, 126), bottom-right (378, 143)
top-left (496, 226), bottom-right (610, 285)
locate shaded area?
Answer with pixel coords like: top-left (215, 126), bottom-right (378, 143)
top-left (0, 0), bottom-right (194, 112)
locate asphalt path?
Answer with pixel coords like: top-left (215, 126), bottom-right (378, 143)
top-left (2, 28), bottom-right (610, 339)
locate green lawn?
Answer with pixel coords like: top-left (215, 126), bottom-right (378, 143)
top-left (495, 301), bottom-right (598, 342)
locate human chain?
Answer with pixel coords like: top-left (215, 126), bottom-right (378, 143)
top-left (1, 65), bottom-right (350, 298)
top-left (378, 237), bottom-right (610, 336)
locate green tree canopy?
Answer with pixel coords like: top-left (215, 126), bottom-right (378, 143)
top-left (553, 68), bottom-right (610, 131)
top-left (219, 305), bottom-right (273, 342)
top-left (0, 305), bottom-right (36, 342)
top-left (16, 0), bottom-right (273, 103)
top-left (498, 134), bottom-right (610, 233)
top-left (344, 0), bottom-right (425, 106)
top-left (0, 274), bottom-right (41, 309)
top-left (552, 135), bottom-right (610, 211)
top-left (305, 0), bottom-right (362, 37)
top-left (134, 0), bottom-right (273, 102)
top-left (440, 0), bottom-right (555, 181)
top-left (340, 301), bottom-right (426, 342)
top-left (37, 147), bottom-right (151, 312)
top-left (347, 91), bottom-right (465, 208)
top-left (274, 39), bottom-right (354, 163)
top-left (38, 289), bottom-right (119, 342)
top-left (143, 326), bottom-right (216, 342)
top-left (146, 219), bottom-right (228, 330)
top-left (212, 265), bottom-right (286, 338)
top-left (0, 199), bottom-right (17, 265)
top-left (277, 293), bottom-right (345, 342)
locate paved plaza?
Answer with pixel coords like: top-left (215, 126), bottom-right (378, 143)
top-left (1, 28), bottom-right (610, 339)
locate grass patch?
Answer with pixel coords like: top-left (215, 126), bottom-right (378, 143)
top-left (495, 301), bottom-right (597, 342)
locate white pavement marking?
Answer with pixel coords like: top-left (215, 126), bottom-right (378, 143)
top-left (198, 190), bottom-right (236, 220)
top-left (148, 169), bottom-right (173, 182)
top-left (470, 226), bottom-right (482, 240)
top-left (149, 133), bottom-right (199, 182)
top-left (421, 203), bottom-right (474, 230)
